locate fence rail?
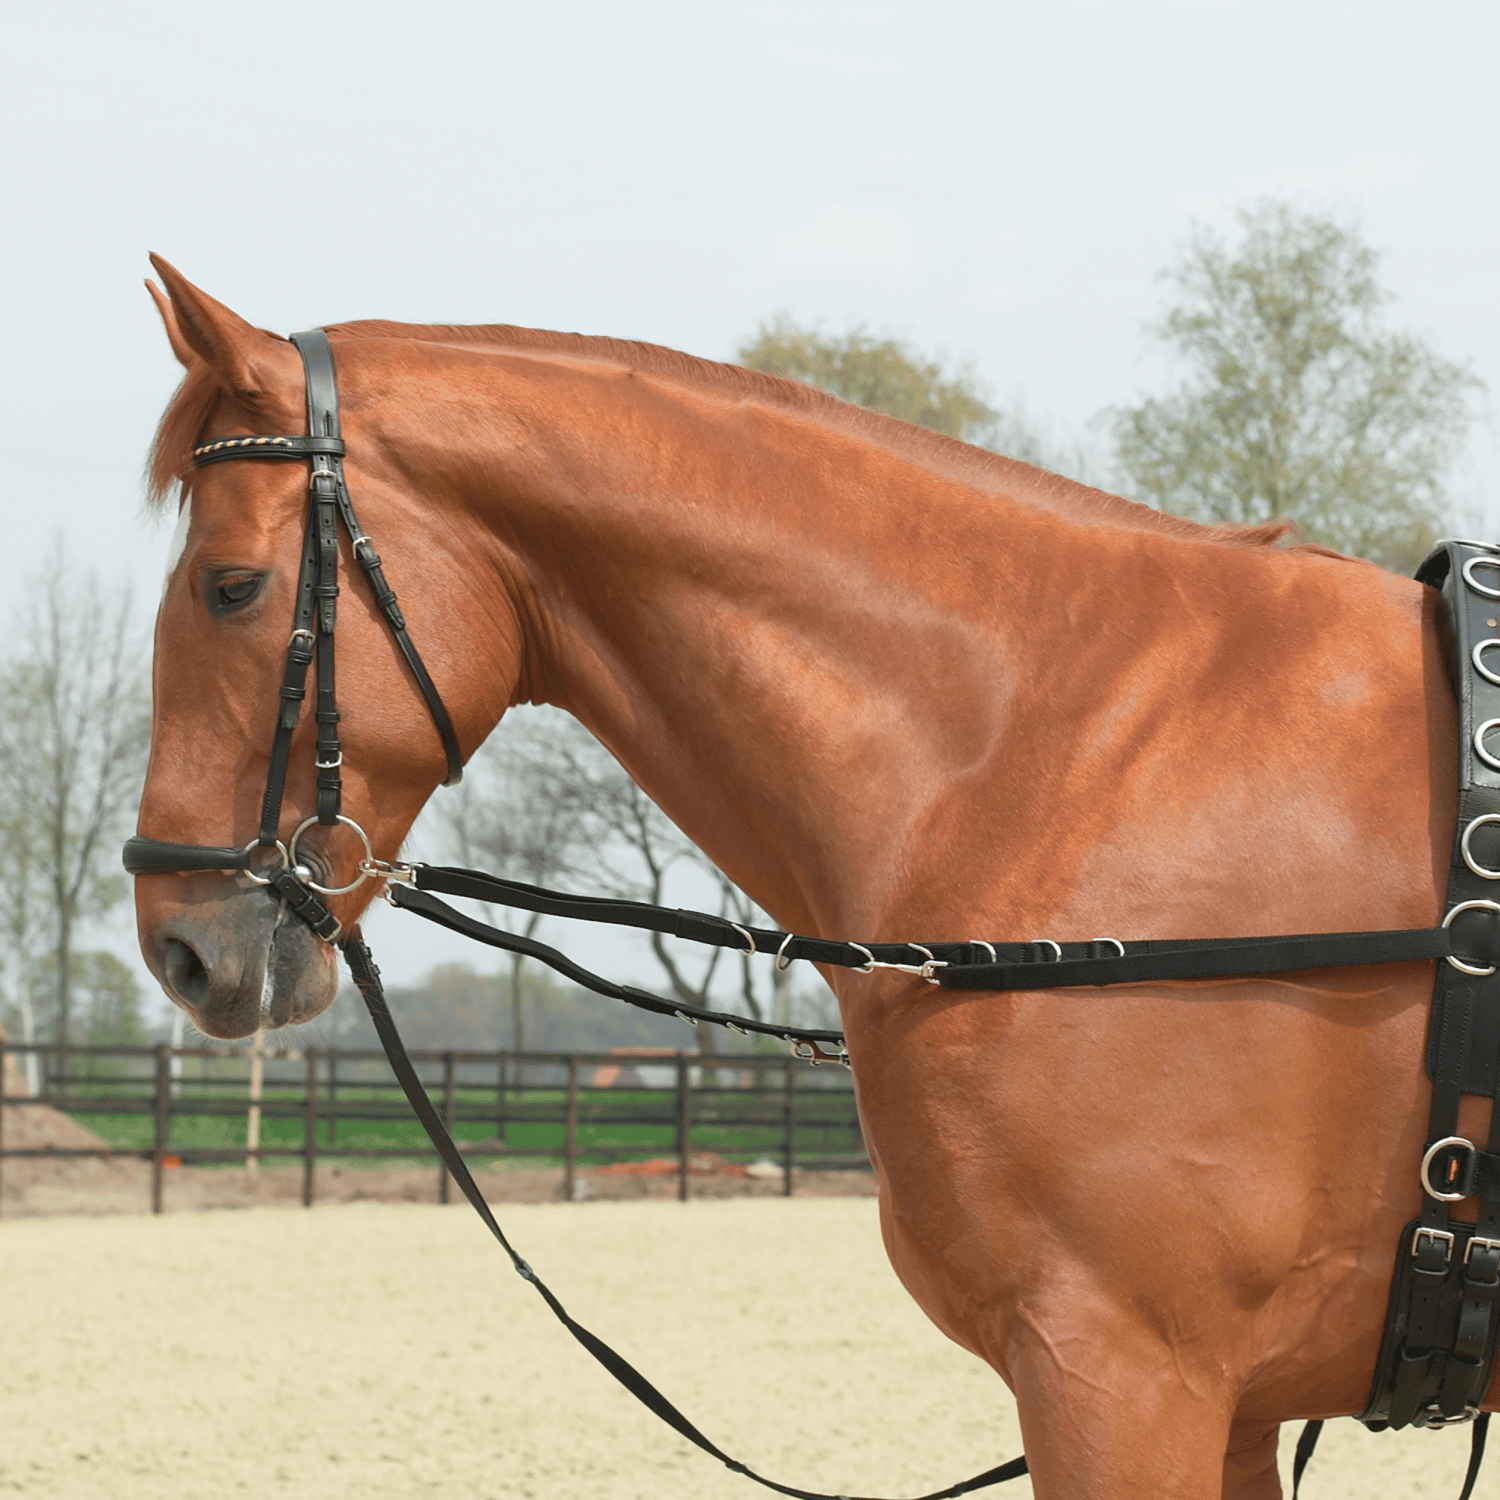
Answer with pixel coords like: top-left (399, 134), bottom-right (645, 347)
top-left (0, 1040), bottom-right (865, 1216)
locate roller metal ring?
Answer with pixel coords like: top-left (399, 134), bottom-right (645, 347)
top-left (1475, 640), bottom-right (1500, 687)
top-left (1443, 900), bottom-right (1500, 976)
top-left (1463, 556), bottom-right (1500, 598)
top-left (1461, 815), bottom-right (1500, 879)
top-left (287, 814), bottom-right (375, 895)
top-left (1420, 1136), bottom-right (1474, 1203)
top-left (240, 839), bottom-right (290, 887)
top-left (1476, 720), bottom-right (1500, 772)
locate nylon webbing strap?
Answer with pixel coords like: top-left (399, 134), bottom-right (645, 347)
top-left (412, 865), bottom-right (1459, 991)
top-left (341, 929), bottom-right (1027, 1500)
top-left (389, 884), bottom-right (847, 1050)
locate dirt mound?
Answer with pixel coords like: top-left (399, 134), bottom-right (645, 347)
top-left (1, 1025), bottom-right (150, 1213)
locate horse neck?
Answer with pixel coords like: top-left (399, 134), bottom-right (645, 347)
top-left (396, 346), bottom-right (1210, 937)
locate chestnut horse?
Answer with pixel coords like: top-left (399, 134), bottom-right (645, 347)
top-left (132, 257), bottom-right (1484, 1498)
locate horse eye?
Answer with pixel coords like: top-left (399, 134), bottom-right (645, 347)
top-left (215, 574), bottom-right (261, 609)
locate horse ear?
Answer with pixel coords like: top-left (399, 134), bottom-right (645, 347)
top-left (148, 254), bottom-right (297, 414)
top-left (145, 278), bottom-right (198, 369)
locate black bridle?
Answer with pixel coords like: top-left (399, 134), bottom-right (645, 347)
top-left (124, 330), bottom-right (464, 941)
top-left (123, 328), bottom-right (1500, 1499)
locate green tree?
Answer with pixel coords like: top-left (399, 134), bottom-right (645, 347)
top-left (737, 316), bottom-right (1083, 477)
top-left (1113, 202), bottom-right (1483, 572)
top-left (738, 315), bottom-right (998, 441)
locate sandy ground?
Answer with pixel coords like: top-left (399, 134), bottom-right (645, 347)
top-left (0, 1198), bottom-right (1490, 1500)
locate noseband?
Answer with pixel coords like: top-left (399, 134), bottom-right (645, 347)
top-left (122, 329), bottom-right (464, 941)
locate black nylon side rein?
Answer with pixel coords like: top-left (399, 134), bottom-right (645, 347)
top-left (125, 328), bottom-right (1500, 1498)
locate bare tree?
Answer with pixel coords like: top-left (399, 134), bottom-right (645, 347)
top-left (447, 708), bottom-right (830, 1054)
top-left (432, 710), bottom-right (594, 1058)
top-left (0, 545), bottom-right (151, 1069)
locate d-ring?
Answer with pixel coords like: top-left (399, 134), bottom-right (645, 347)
top-left (1476, 720), bottom-right (1500, 772)
top-left (1462, 815), bottom-right (1500, 879)
top-left (847, 943), bottom-right (876, 974)
top-left (288, 814), bottom-right (375, 895)
top-left (1029, 939), bottom-right (1062, 962)
top-left (968, 940), bottom-right (997, 963)
top-left (1474, 640), bottom-right (1500, 687)
top-left (1093, 937), bottom-right (1126, 957)
top-left (729, 922), bottom-right (756, 958)
top-left (239, 839), bottom-right (290, 886)
top-left (1443, 900), bottom-right (1500, 976)
top-left (775, 932), bottom-right (797, 971)
top-left (1420, 1136), bottom-right (1473, 1203)
top-left (1464, 556), bottom-right (1500, 598)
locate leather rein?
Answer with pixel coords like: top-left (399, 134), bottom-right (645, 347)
top-left (124, 329), bottom-right (1500, 1498)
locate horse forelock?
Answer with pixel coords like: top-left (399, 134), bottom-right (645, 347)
top-left (148, 317), bottom-right (1296, 553)
top-left (147, 360), bottom-right (222, 509)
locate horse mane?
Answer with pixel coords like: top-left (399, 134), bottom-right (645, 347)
top-left (147, 320), bottom-right (1295, 552)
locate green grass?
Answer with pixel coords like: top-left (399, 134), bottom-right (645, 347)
top-left (63, 1083), bottom-right (865, 1170)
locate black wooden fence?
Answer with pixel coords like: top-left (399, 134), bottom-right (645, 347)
top-left (0, 1041), bottom-right (866, 1216)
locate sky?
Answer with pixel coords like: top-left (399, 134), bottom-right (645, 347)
top-left (3, 0), bottom-right (1498, 1013)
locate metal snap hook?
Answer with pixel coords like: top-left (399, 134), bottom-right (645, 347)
top-left (287, 814), bottom-right (375, 896)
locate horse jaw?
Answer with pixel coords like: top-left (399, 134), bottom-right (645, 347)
top-left (139, 878), bottom-right (337, 1040)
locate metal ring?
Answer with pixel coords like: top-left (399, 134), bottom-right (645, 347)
top-left (1463, 556), bottom-right (1500, 598)
top-left (1029, 939), bottom-right (1062, 962)
top-left (239, 839), bottom-right (290, 887)
top-left (1420, 1136), bottom-right (1473, 1202)
top-left (1093, 937), bottom-right (1126, 957)
top-left (729, 923), bottom-right (756, 958)
top-left (1443, 900), bottom-right (1500, 975)
top-left (1462, 816), bottom-right (1500, 880)
top-left (1476, 720), bottom-right (1500, 771)
top-left (1475, 640), bottom-right (1500, 686)
top-left (968, 940), bottom-right (997, 962)
top-left (775, 932), bottom-right (797, 972)
top-left (287, 814), bottom-right (375, 895)
top-left (847, 943), bottom-right (876, 974)
top-left (905, 943), bottom-right (936, 964)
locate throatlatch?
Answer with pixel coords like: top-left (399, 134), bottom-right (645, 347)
top-left (124, 326), bottom-right (1500, 1497)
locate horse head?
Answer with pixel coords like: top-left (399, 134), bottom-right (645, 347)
top-left (134, 260), bottom-right (515, 1039)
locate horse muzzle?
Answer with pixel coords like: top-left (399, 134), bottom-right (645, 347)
top-left (138, 875), bottom-right (337, 1039)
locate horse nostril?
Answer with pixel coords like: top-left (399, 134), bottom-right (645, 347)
top-left (163, 936), bottom-right (211, 1006)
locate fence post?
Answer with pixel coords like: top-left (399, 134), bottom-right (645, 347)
top-left (782, 1063), bottom-right (796, 1198)
top-left (0, 1039), bottom-right (7, 1221)
top-left (563, 1056), bottom-right (579, 1203)
top-left (496, 1055), bottom-right (507, 1141)
top-left (303, 1048), bottom-right (318, 1208)
top-left (325, 1051), bottom-right (338, 1146)
top-left (246, 1029), bottom-right (264, 1173)
top-left (676, 1053), bottom-right (691, 1203)
top-left (439, 1051), bottom-right (456, 1205)
top-left (152, 1043), bottom-right (170, 1215)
